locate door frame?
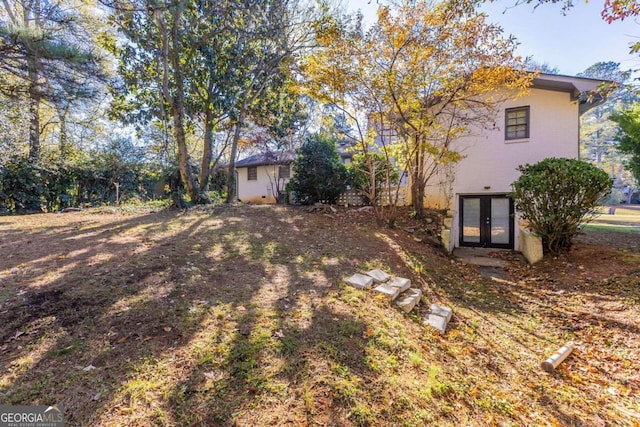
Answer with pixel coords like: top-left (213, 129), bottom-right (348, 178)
top-left (458, 194), bottom-right (514, 249)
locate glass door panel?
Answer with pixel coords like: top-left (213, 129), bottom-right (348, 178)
top-left (460, 195), bottom-right (513, 249)
top-left (490, 197), bottom-right (510, 245)
top-left (462, 198), bottom-right (481, 243)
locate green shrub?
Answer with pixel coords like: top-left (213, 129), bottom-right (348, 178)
top-left (510, 157), bottom-right (611, 255)
top-left (0, 157), bottom-right (44, 213)
top-left (287, 133), bottom-right (347, 205)
top-left (610, 105), bottom-right (640, 187)
top-left (0, 150), bottom-right (168, 214)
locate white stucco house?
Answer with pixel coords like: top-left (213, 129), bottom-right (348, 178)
top-left (235, 150), bottom-right (296, 204)
top-left (236, 144), bottom-right (354, 204)
top-left (235, 73), bottom-right (607, 261)
top-left (419, 73), bottom-right (607, 259)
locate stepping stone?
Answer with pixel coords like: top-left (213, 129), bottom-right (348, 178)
top-left (345, 273), bottom-right (373, 289)
top-left (430, 304), bottom-right (453, 322)
top-left (365, 269), bottom-right (391, 283)
top-left (373, 283), bottom-right (402, 300)
top-left (425, 304), bottom-right (453, 333)
top-left (395, 288), bottom-right (422, 313)
top-left (373, 277), bottom-right (412, 301)
top-left (388, 277), bottom-right (411, 293)
top-left (425, 313), bottom-right (448, 333)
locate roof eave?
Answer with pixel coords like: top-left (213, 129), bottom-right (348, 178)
top-left (531, 73), bottom-right (612, 116)
top-left (579, 94), bottom-right (607, 115)
top-left (236, 160), bottom-right (293, 168)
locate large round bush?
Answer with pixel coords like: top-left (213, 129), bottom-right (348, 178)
top-left (510, 157), bottom-right (611, 255)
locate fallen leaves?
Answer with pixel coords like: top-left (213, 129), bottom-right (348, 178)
top-left (0, 206), bottom-right (637, 427)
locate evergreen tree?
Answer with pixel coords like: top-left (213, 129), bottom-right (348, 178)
top-left (0, 0), bottom-right (106, 161)
top-left (287, 133), bottom-right (347, 205)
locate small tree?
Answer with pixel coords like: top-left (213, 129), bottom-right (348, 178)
top-left (610, 104), bottom-right (640, 188)
top-left (287, 133), bottom-right (347, 205)
top-left (302, 1), bottom-right (531, 218)
top-left (348, 152), bottom-right (400, 205)
top-left (510, 158), bottom-right (612, 256)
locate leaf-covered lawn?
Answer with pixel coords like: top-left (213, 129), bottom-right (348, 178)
top-left (0, 205), bottom-right (638, 426)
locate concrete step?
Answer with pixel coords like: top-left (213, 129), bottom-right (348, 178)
top-left (430, 304), bottom-right (453, 322)
top-left (425, 304), bottom-right (453, 333)
top-left (425, 314), bottom-right (448, 333)
top-left (345, 273), bottom-right (373, 289)
top-left (373, 277), bottom-right (411, 301)
top-left (388, 277), bottom-right (411, 293)
top-left (365, 269), bottom-right (391, 284)
top-left (453, 247), bottom-right (508, 268)
top-left (395, 288), bottom-right (422, 313)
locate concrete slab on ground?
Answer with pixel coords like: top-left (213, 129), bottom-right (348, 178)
top-left (430, 304), bottom-right (453, 322)
top-left (345, 273), bottom-right (373, 289)
top-left (453, 247), bottom-right (508, 268)
top-left (373, 283), bottom-right (402, 300)
top-left (425, 314), bottom-right (448, 333)
top-left (373, 277), bottom-right (411, 301)
top-left (365, 269), bottom-right (391, 283)
top-left (395, 288), bottom-right (422, 313)
top-left (387, 277), bottom-right (411, 293)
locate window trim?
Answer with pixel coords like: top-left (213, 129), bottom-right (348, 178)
top-left (278, 164), bottom-right (290, 180)
top-left (505, 106), bottom-right (530, 141)
top-left (247, 166), bottom-right (257, 181)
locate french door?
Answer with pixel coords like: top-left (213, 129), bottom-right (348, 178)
top-left (459, 195), bottom-right (514, 249)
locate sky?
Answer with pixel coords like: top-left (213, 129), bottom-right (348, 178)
top-left (346, 0), bottom-right (640, 77)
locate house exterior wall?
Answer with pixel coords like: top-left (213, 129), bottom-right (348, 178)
top-left (237, 164), bottom-right (290, 204)
top-left (454, 88), bottom-right (579, 197)
top-left (422, 87), bottom-right (581, 250)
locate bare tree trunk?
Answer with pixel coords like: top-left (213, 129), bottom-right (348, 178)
top-left (155, 1), bottom-right (199, 205)
top-left (199, 106), bottom-right (214, 194)
top-left (413, 181), bottom-right (425, 218)
top-left (411, 142), bottom-right (426, 218)
top-left (172, 98), bottom-right (198, 202)
top-left (59, 104), bottom-right (69, 159)
top-left (25, 67), bottom-right (42, 210)
top-left (26, 0), bottom-right (41, 162)
top-left (27, 80), bottom-right (41, 161)
top-left (170, 3), bottom-right (199, 204)
top-left (226, 106), bottom-right (245, 203)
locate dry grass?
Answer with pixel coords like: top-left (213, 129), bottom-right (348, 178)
top-left (0, 205), bottom-right (638, 426)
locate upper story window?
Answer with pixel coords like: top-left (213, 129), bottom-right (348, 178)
top-left (505, 106), bottom-right (530, 140)
top-left (247, 166), bottom-right (257, 181)
top-left (278, 165), bottom-right (290, 179)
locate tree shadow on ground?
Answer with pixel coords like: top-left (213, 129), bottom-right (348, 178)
top-left (0, 210), bottom-right (249, 425)
top-left (421, 245), bottom-right (640, 426)
top-left (1, 206), bottom-right (637, 426)
top-left (163, 208), bottom-right (390, 425)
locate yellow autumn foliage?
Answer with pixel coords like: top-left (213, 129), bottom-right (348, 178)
top-left (301, 0), bottom-right (533, 216)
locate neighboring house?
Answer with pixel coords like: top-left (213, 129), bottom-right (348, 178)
top-left (420, 73), bottom-right (607, 255)
top-left (236, 144), bottom-right (355, 204)
top-left (235, 73), bottom-right (606, 259)
top-left (236, 150), bottom-right (296, 204)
